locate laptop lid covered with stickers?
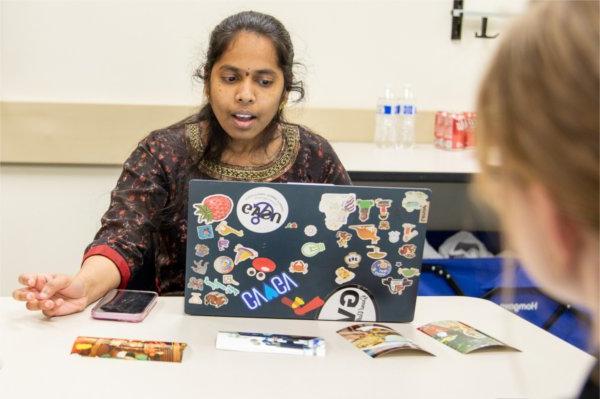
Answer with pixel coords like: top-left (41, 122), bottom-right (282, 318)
top-left (184, 180), bottom-right (431, 323)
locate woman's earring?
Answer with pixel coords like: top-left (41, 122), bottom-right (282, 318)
top-left (279, 102), bottom-right (286, 112)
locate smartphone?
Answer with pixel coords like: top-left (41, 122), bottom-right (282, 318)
top-left (91, 289), bottom-right (158, 322)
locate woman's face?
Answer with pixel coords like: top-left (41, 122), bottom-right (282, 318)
top-left (208, 31), bottom-right (286, 144)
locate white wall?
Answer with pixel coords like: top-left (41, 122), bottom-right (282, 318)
top-left (0, 0), bottom-right (527, 295)
top-left (1, 0), bottom-right (526, 110)
top-left (0, 165), bottom-right (122, 295)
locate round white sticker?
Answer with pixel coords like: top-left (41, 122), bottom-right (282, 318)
top-left (318, 286), bottom-right (377, 321)
top-left (236, 187), bottom-right (289, 233)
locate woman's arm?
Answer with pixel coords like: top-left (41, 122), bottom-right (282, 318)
top-left (13, 130), bottom-right (180, 316)
top-left (83, 131), bottom-right (172, 290)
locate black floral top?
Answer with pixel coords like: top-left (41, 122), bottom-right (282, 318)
top-left (83, 115), bottom-right (351, 295)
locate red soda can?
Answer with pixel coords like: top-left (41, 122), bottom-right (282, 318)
top-left (464, 111), bottom-right (477, 148)
top-left (444, 112), bottom-right (466, 150)
top-left (434, 111), bottom-right (447, 148)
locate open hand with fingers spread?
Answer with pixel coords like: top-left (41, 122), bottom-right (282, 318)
top-left (12, 274), bottom-right (88, 317)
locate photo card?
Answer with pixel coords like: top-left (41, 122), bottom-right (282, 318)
top-left (418, 320), bottom-right (519, 354)
top-left (337, 323), bottom-right (433, 358)
top-left (71, 336), bottom-right (187, 362)
top-left (216, 331), bottom-right (325, 357)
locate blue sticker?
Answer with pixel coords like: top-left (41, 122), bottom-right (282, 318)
top-left (370, 259), bottom-right (392, 277)
top-left (197, 224), bottom-right (214, 240)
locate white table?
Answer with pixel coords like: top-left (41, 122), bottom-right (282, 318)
top-left (331, 143), bottom-right (478, 182)
top-left (0, 296), bottom-right (593, 399)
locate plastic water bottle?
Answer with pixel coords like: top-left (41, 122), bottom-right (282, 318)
top-left (398, 84), bottom-right (417, 149)
top-left (374, 86), bottom-right (398, 148)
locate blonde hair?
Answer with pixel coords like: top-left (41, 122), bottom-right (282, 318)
top-left (475, 1), bottom-right (599, 233)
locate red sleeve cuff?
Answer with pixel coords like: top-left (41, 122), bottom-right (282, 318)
top-left (83, 245), bottom-right (131, 289)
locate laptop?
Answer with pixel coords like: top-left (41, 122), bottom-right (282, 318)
top-left (184, 180), bottom-right (431, 323)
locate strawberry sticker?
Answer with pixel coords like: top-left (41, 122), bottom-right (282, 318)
top-left (193, 194), bottom-right (234, 224)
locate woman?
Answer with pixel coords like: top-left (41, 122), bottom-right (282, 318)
top-left (13, 11), bottom-right (351, 316)
top-left (474, 2), bottom-right (598, 397)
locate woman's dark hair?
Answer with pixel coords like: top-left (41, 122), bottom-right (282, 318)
top-left (156, 11), bottom-right (304, 233)
top-left (194, 10), bottom-right (305, 162)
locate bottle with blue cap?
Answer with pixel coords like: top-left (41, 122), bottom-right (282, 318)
top-left (398, 83), bottom-right (417, 149)
top-left (374, 86), bottom-right (399, 148)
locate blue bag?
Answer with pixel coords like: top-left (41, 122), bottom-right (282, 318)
top-left (418, 232), bottom-right (591, 351)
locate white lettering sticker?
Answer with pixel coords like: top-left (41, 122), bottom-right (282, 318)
top-left (236, 187), bottom-right (289, 233)
top-left (318, 286), bottom-right (377, 321)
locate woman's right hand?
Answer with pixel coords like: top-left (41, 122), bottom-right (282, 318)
top-left (12, 273), bottom-right (88, 317)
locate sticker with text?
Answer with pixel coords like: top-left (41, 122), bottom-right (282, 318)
top-left (318, 286), bottom-right (377, 321)
top-left (240, 272), bottom-right (299, 310)
top-left (419, 201), bottom-right (431, 224)
top-left (203, 276), bottom-right (240, 296)
top-left (236, 187), bottom-right (288, 233)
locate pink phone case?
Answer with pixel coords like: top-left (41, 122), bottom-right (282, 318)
top-left (91, 289), bottom-right (158, 322)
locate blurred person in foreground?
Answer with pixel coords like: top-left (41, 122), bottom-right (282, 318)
top-left (475, 2), bottom-right (598, 398)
